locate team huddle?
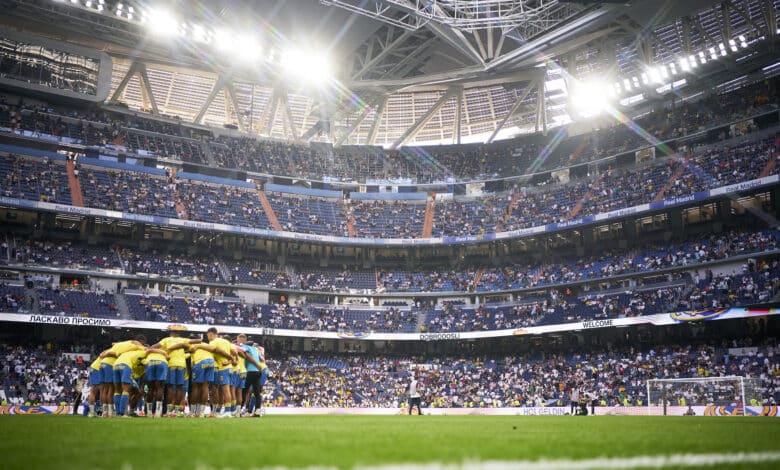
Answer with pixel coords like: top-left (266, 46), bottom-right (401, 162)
top-left (86, 327), bottom-right (269, 418)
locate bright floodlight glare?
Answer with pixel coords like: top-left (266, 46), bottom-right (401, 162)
top-left (213, 30), bottom-right (233, 51)
top-left (146, 9), bottom-right (179, 36)
top-left (234, 34), bottom-right (262, 63)
top-left (571, 81), bottom-right (610, 118)
top-left (648, 67), bottom-right (662, 84)
top-left (282, 48), bottom-right (332, 85)
top-left (192, 24), bottom-right (207, 43)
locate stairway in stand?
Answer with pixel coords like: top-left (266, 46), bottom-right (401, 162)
top-left (653, 163), bottom-right (687, 203)
top-left (65, 160), bottom-right (84, 207)
top-left (256, 186), bottom-right (282, 231)
top-left (422, 195), bottom-right (435, 238)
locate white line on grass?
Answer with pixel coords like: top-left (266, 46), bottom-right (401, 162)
top-left (355, 451), bottom-right (780, 469)
top-left (185, 451), bottom-right (780, 470)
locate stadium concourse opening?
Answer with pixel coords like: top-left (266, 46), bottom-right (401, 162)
top-left (0, 0), bottom-right (780, 468)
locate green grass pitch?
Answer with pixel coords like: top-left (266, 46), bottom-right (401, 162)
top-left (0, 415), bottom-right (778, 469)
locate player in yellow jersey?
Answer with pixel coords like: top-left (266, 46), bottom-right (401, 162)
top-left (86, 349), bottom-right (111, 418)
top-left (193, 327), bottom-right (236, 417)
top-left (143, 346), bottom-right (169, 418)
top-left (152, 329), bottom-right (201, 416)
top-left (99, 335), bottom-right (146, 417)
top-left (189, 336), bottom-right (216, 417)
top-left (113, 346), bottom-right (158, 417)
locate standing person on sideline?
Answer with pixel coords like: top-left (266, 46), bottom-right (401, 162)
top-left (72, 373), bottom-right (86, 415)
top-left (570, 387), bottom-right (580, 415)
top-left (407, 373), bottom-right (423, 416)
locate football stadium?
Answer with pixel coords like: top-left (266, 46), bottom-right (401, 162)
top-left (0, 0), bottom-right (779, 468)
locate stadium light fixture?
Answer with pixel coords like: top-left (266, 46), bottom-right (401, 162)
top-left (282, 48), bottom-right (333, 85)
top-left (192, 24), bottom-right (210, 44)
top-left (570, 80), bottom-right (611, 118)
top-left (679, 57), bottom-right (690, 72)
top-left (709, 47), bottom-right (718, 60)
top-left (728, 39), bottom-right (738, 52)
top-left (718, 43), bottom-right (727, 56)
top-left (234, 34), bottom-right (262, 63)
top-left (688, 55), bottom-right (698, 68)
top-left (648, 67), bottom-right (662, 84)
top-left (213, 30), bottom-right (233, 51)
top-left (146, 9), bottom-right (179, 36)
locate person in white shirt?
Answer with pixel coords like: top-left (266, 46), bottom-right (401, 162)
top-left (407, 374), bottom-right (422, 416)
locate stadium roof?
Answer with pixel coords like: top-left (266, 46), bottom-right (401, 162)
top-left (0, 0), bottom-right (777, 146)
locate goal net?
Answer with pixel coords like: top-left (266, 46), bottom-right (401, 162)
top-left (647, 376), bottom-right (763, 415)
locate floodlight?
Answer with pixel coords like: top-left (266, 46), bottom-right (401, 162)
top-left (698, 51), bottom-right (707, 64)
top-left (213, 30), bottom-right (233, 51)
top-left (679, 57), bottom-right (690, 72)
top-left (146, 9), bottom-right (179, 36)
top-left (192, 24), bottom-right (210, 44)
top-left (648, 67), bottom-right (662, 84)
top-left (641, 73), bottom-right (649, 85)
top-left (688, 55), bottom-right (698, 68)
top-left (728, 39), bottom-right (738, 52)
top-left (234, 34), bottom-right (262, 63)
top-left (282, 48), bottom-right (333, 85)
top-left (718, 43), bottom-right (727, 56)
top-left (570, 80), bottom-right (611, 118)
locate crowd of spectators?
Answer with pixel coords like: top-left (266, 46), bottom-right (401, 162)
top-left (0, 335), bottom-right (776, 409)
top-left (0, 343), bottom-right (85, 406)
top-left (121, 248), bottom-right (223, 282)
top-left (79, 166), bottom-right (178, 218)
top-left (347, 200), bottom-right (425, 239)
top-left (0, 125), bottom-right (776, 239)
top-left (311, 306), bottom-right (417, 333)
top-left (267, 338), bottom-right (778, 408)
top-left (9, 239), bottom-right (120, 271)
top-left (0, 154), bottom-right (71, 204)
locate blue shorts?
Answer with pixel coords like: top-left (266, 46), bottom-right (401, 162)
top-left (260, 369), bottom-right (268, 387)
top-left (145, 361), bottom-right (168, 382)
top-left (100, 363), bottom-right (114, 383)
top-left (89, 369), bottom-right (102, 386)
top-left (192, 359), bottom-right (214, 384)
top-left (230, 371), bottom-right (239, 388)
top-left (167, 367), bottom-right (186, 386)
top-left (215, 368), bottom-right (232, 386)
top-left (113, 364), bottom-right (133, 384)
top-left (238, 373), bottom-right (246, 389)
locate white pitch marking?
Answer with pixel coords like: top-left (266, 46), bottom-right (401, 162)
top-left (354, 452), bottom-right (780, 469)
top-left (185, 451), bottom-right (780, 470)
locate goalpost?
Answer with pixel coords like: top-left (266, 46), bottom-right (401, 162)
top-left (647, 376), bottom-right (762, 415)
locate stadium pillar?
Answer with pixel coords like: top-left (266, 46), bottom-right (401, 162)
top-left (718, 200), bottom-right (733, 224)
top-left (773, 187), bottom-right (780, 219)
top-left (669, 208), bottom-right (683, 231)
top-left (623, 220), bottom-right (637, 244)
